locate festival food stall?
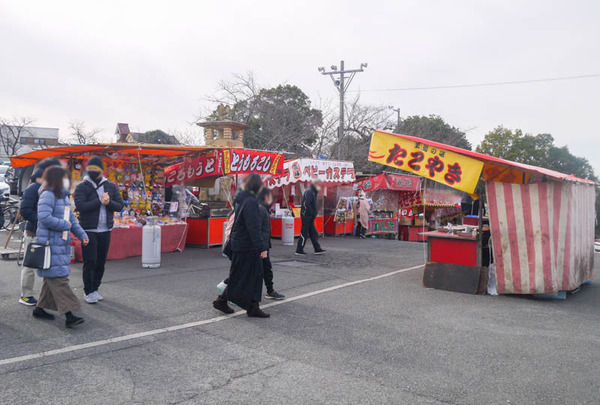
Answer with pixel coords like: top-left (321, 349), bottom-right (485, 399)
top-left (11, 144), bottom-right (285, 257)
top-left (397, 184), bottom-right (463, 242)
top-left (266, 158), bottom-right (355, 238)
top-left (171, 149), bottom-right (284, 247)
top-left (354, 173), bottom-right (420, 238)
top-left (10, 144), bottom-right (203, 260)
top-left (367, 130), bottom-right (596, 296)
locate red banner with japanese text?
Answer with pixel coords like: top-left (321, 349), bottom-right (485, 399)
top-left (355, 173), bottom-right (420, 192)
top-left (266, 158), bottom-right (355, 189)
top-left (164, 150), bottom-right (224, 186)
top-left (368, 130), bottom-right (483, 194)
top-left (223, 149), bottom-right (283, 176)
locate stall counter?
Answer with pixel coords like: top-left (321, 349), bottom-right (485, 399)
top-left (74, 224), bottom-right (188, 261)
top-left (185, 217), bottom-right (228, 248)
top-left (271, 215), bottom-right (324, 238)
top-left (324, 215), bottom-right (354, 236)
top-left (398, 225), bottom-right (428, 242)
top-left (421, 230), bottom-right (478, 267)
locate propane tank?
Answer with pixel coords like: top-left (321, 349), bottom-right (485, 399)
top-left (142, 216), bottom-right (161, 268)
top-left (282, 215), bottom-right (295, 246)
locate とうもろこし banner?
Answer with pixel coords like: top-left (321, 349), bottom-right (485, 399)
top-left (223, 149), bottom-right (283, 176)
top-left (368, 130), bottom-right (484, 194)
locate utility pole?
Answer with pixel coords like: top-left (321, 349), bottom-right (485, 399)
top-left (318, 60), bottom-right (368, 157)
top-left (389, 106), bottom-right (401, 131)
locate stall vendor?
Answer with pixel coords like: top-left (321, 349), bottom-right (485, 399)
top-left (354, 191), bottom-right (371, 238)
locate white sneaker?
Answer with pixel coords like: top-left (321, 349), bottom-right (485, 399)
top-left (84, 293), bottom-right (98, 304)
top-left (91, 291), bottom-right (103, 301)
top-left (217, 281), bottom-right (227, 294)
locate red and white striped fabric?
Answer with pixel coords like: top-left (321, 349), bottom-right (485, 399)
top-left (486, 181), bottom-right (596, 294)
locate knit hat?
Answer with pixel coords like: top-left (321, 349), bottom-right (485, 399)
top-left (86, 156), bottom-right (104, 172)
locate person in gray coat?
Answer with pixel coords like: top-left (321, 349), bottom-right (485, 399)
top-left (33, 166), bottom-right (89, 328)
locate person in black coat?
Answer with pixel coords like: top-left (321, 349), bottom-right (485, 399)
top-left (18, 158), bottom-right (62, 306)
top-left (296, 179), bottom-right (326, 255)
top-left (213, 174), bottom-right (270, 318)
top-left (257, 188), bottom-right (285, 300)
top-left (73, 156), bottom-right (124, 304)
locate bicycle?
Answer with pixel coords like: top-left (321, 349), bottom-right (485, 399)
top-left (0, 196), bottom-right (22, 230)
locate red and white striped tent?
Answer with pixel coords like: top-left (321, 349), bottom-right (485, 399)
top-left (487, 179), bottom-right (595, 294)
top-left (369, 130), bottom-right (596, 295)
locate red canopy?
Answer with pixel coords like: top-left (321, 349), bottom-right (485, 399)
top-left (373, 130), bottom-right (595, 185)
top-left (355, 173), bottom-right (421, 192)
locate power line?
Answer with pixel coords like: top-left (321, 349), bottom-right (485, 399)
top-left (353, 73), bottom-right (600, 93)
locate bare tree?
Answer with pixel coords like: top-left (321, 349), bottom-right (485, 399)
top-left (202, 71), bottom-right (260, 124)
top-left (311, 99), bottom-right (339, 157)
top-left (67, 120), bottom-right (101, 144)
top-left (0, 117), bottom-right (34, 156)
top-left (326, 94), bottom-right (395, 169)
top-left (172, 128), bottom-right (205, 146)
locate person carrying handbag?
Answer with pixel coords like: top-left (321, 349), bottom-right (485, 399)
top-left (32, 166), bottom-right (89, 328)
top-left (213, 174), bottom-right (270, 318)
top-left (18, 157), bottom-right (62, 306)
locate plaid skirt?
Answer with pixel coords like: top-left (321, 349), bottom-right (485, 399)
top-left (37, 276), bottom-right (81, 315)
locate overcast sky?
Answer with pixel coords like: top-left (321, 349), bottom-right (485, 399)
top-left (1, 0), bottom-right (599, 173)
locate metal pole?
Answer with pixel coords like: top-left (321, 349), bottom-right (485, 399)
top-left (317, 60), bottom-right (367, 159)
top-left (339, 60), bottom-right (345, 140)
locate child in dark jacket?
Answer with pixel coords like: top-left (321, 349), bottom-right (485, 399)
top-left (257, 188), bottom-right (284, 300)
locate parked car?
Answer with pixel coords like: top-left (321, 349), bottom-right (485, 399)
top-left (5, 166), bottom-right (18, 195)
top-left (0, 166), bottom-right (11, 199)
top-left (595, 239), bottom-right (600, 254)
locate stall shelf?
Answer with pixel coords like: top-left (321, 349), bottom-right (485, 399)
top-left (185, 217), bottom-right (228, 247)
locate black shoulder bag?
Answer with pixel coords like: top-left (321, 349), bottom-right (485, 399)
top-left (23, 241), bottom-right (51, 270)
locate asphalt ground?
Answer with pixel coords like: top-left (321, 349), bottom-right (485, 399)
top-left (1, 234), bottom-right (599, 404)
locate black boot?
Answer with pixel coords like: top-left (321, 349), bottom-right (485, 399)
top-left (247, 302), bottom-right (270, 318)
top-left (213, 295), bottom-right (234, 314)
top-left (65, 311), bottom-right (84, 328)
top-left (33, 307), bottom-right (55, 320)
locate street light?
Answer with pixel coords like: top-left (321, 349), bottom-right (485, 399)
top-left (317, 60), bottom-right (368, 146)
top-left (389, 106), bottom-right (401, 131)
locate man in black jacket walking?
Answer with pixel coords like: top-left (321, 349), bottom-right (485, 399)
top-left (296, 179), bottom-right (326, 256)
top-left (18, 158), bottom-right (62, 306)
top-left (74, 156), bottom-right (124, 304)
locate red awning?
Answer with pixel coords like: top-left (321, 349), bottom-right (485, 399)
top-left (355, 173), bottom-right (421, 192)
top-left (10, 143), bottom-right (215, 168)
top-left (374, 130), bottom-right (595, 185)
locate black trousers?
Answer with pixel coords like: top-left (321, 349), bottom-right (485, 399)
top-left (356, 220), bottom-right (367, 237)
top-left (263, 252), bottom-right (274, 293)
top-left (82, 231), bottom-right (111, 295)
top-left (296, 217), bottom-right (321, 253)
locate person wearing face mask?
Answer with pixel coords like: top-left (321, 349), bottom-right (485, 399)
top-left (18, 157), bottom-right (62, 306)
top-left (33, 166), bottom-right (89, 328)
top-left (73, 156), bottom-right (124, 304)
top-left (295, 179), bottom-right (326, 256)
top-left (258, 187), bottom-right (285, 300)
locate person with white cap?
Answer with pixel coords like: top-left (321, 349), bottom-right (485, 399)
top-left (295, 179), bottom-right (326, 256)
top-left (355, 190), bottom-right (371, 239)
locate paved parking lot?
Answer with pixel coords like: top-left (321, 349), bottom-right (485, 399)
top-left (1, 237), bottom-right (599, 404)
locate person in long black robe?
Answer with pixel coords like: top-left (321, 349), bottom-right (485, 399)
top-left (213, 174), bottom-right (270, 318)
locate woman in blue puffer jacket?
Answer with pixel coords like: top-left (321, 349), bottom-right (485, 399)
top-left (33, 166), bottom-right (90, 328)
